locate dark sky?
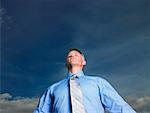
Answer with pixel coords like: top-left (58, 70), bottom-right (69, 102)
top-left (1, 0), bottom-right (150, 98)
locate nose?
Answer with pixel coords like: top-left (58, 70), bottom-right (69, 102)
top-left (69, 55), bottom-right (76, 58)
top-left (68, 53), bottom-right (76, 57)
top-left (68, 55), bottom-right (78, 59)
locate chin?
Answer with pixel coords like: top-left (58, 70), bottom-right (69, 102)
top-left (71, 63), bottom-right (78, 66)
top-left (70, 61), bottom-right (78, 64)
top-left (69, 61), bottom-right (80, 66)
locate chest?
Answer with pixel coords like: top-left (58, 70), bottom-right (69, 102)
top-left (80, 80), bottom-right (99, 98)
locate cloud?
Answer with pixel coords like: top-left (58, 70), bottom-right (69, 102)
top-left (0, 93), bottom-right (150, 113)
top-left (0, 93), bottom-right (12, 100)
top-left (0, 8), bottom-right (13, 30)
top-left (0, 93), bottom-right (38, 113)
top-left (126, 96), bottom-right (150, 113)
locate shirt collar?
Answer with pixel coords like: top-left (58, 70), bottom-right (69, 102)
top-left (67, 70), bottom-right (84, 78)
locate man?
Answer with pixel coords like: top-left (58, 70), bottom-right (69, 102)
top-left (33, 48), bottom-right (136, 113)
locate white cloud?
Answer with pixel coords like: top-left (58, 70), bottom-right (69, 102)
top-left (0, 93), bottom-right (12, 100)
top-left (126, 96), bottom-right (150, 113)
top-left (0, 93), bottom-right (150, 113)
top-left (0, 93), bottom-right (38, 113)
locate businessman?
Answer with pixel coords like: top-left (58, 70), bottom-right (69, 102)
top-left (33, 48), bottom-right (136, 113)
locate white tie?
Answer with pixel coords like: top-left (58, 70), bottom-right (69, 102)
top-left (70, 77), bottom-right (86, 113)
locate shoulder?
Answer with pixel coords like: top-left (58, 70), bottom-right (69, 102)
top-left (84, 74), bottom-right (107, 82)
top-left (47, 78), bottom-right (68, 92)
top-left (84, 74), bottom-right (111, 87)
top-left (39, 78), bottom-right (68, 98)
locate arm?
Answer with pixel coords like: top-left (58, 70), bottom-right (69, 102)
top-left (33, 88), bottom-right (52, 113)
top-left (98, 78), bottom-right (136, 113)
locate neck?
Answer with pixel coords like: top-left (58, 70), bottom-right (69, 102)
top-left (68, 66), bottom-right (83, 74)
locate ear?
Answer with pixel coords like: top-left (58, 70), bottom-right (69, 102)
top-left (83, 60), bottom-right (86, 65)
top-left (82, 56), bottom-right (86, 66)
top-left (82, 55), bottom-right (86, 65)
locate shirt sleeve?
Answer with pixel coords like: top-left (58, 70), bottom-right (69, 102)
top-left (33, 87), bottom-right (52, 113)
top-left (98, 78), bottom-right (136, 113)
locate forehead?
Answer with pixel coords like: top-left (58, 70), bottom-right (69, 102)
top-left (67, 50), bottom-right (82, 55)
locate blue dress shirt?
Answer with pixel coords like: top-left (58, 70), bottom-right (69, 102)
top-left (33, 70), bottom-right (136, 113)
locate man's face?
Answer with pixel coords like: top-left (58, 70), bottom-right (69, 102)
top-left (66, 50), bottom-right (85, 67)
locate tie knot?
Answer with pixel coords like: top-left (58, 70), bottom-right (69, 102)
top-left (70, 74), bottom-right (79, 79)
top-left (70, 75), bottom-right (77, 80)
